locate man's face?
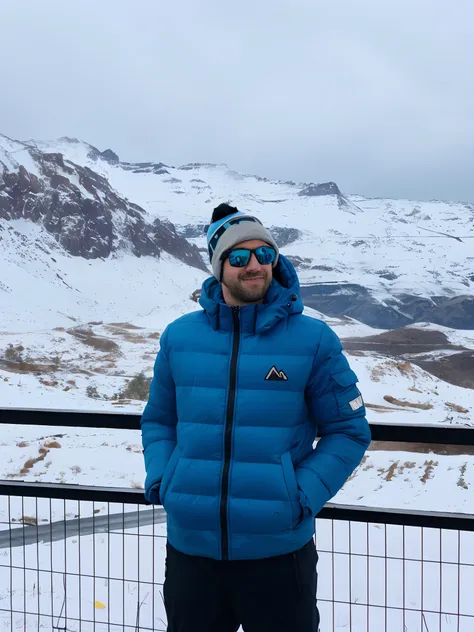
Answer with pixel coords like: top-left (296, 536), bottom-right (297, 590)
top-left (221, 239), bottom-right (274, 306)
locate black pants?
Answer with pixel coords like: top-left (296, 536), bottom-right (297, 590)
top-left (163, 539), bottom-right (319, 632)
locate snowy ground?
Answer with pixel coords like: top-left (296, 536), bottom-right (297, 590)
top-left (0, 218), bottom-right (207, 333)
top-left (1, 309), bottom-right (472, 424)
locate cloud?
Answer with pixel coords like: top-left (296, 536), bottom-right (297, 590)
top-left (0, 0), bottom-right (473, 201)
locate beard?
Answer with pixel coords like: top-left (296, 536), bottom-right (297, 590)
top-left (222, 270), bottom-right (272, 304)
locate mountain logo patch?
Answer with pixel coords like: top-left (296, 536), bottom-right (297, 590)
top-left (265, 366), bottom-right (288, 381)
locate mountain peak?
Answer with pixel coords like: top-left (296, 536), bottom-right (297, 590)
top-left (99, 149), bottom-right (120, 164)
top-left (298, 181), bottom-right (341, 197)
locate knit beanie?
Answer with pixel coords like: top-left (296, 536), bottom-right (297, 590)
top-left (206, 203), bottom-right (280, 281)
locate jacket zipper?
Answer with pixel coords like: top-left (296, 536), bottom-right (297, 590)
top-left (220, 306), bottom-right (240, 561)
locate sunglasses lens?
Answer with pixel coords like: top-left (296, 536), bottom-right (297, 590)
top-left (228, 249), bottom-right (251, 267)
top-left (255, 246), bottom-right (276, 265)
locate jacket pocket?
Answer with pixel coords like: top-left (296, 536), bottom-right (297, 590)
top-left (159, 446), bottom-right (181, 506)
top-left (332, 369), bottom-right (364, 417)
top-left (281, 451), bottom-right (302, 528)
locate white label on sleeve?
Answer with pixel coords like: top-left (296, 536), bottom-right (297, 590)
top-left (349, 395), bottom-right (364, 411)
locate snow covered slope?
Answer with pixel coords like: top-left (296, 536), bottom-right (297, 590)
top-left (24, 135), bottom-right (474, 329)
top-left (0, 218), bottom-right (206, 331)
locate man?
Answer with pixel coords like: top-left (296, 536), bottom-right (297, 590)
top-left (141, 203), bottom-right (371, 632)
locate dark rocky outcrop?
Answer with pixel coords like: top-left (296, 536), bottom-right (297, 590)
top-left (269, 227), bottom-right (302, 248)
top-left (341, 328), bottom-right (474, 390)
top-left (342, 327), bottom-right (461, 355)
top-left (285, 255), bottom-right (313, 270)
top-left (298, 182), bottom-right (341, 197)
top-left (120, 161), bottom-right (170, 175)
top-left (300, 283), bottom-right (414, 329)
top-left (297, 181), bottom-right (362, 214)
top-left (415, 351), bottom-right (474, 390)
top-left (0, 144), bottom-right (207, 271)
top-left (177, 224), bottom-right (210, 239)
top-left (429, 296), bottom-right (474, 329)
top-left (100, 149), bottom-right (120, 163)
top-left (299, 284), bottom-right (474, 330)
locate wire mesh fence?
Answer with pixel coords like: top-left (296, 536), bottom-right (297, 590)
top-left (1, 411), bottom-right (473, 630)
top-left (0, 495), bottom-right (167, 631)
top-left (1, 490), bottom-right (474, 631)
top-left (315, 518), bottom-right (474, 632)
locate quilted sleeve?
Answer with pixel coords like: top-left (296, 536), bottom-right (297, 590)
top-left (140, 326), bottom-right (178, 504)
top-left (295, 323), bottom-right (371, 517)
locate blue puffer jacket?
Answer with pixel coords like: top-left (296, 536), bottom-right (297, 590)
top-left (141, 255), bottom-right (371, 561)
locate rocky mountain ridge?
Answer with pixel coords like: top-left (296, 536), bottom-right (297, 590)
top-left (0, 134), bottom-right (206, 270)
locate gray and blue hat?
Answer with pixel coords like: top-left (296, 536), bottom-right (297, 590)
top-left (206, 204), bottom-right (279, 281)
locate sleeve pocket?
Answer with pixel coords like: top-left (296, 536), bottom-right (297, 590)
top-left (331, 369), bottom-right (365, 417)
top-left (332, 369), bottom-right (359, 388)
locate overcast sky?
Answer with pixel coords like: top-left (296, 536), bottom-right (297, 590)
top-left (1, 0), bottom-right (473, 202)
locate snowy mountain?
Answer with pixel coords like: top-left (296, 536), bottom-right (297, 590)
top-left (0, 133), bottom-right (206, 266)
top-left (28, 136), bottom-right (474, 326)
top-left (2, 132), bottom-right (473, 330)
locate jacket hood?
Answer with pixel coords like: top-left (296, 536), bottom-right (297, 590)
top-left (199, 254), bottom-right (304, 334)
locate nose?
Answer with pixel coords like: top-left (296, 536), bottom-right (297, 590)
top-left (245, 252), bottom-right (261, 271)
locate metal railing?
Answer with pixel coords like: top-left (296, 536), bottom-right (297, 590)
top-left (0, 407), bottom-right (473, 631)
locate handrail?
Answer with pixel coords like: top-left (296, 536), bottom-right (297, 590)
top-left (1, 407), bottom-right (473, 445)
top-left (1, 480), bottom-right (473, 531)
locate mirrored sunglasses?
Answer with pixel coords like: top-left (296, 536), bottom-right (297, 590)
top-left (226, 246), bottom-right (276, 268)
